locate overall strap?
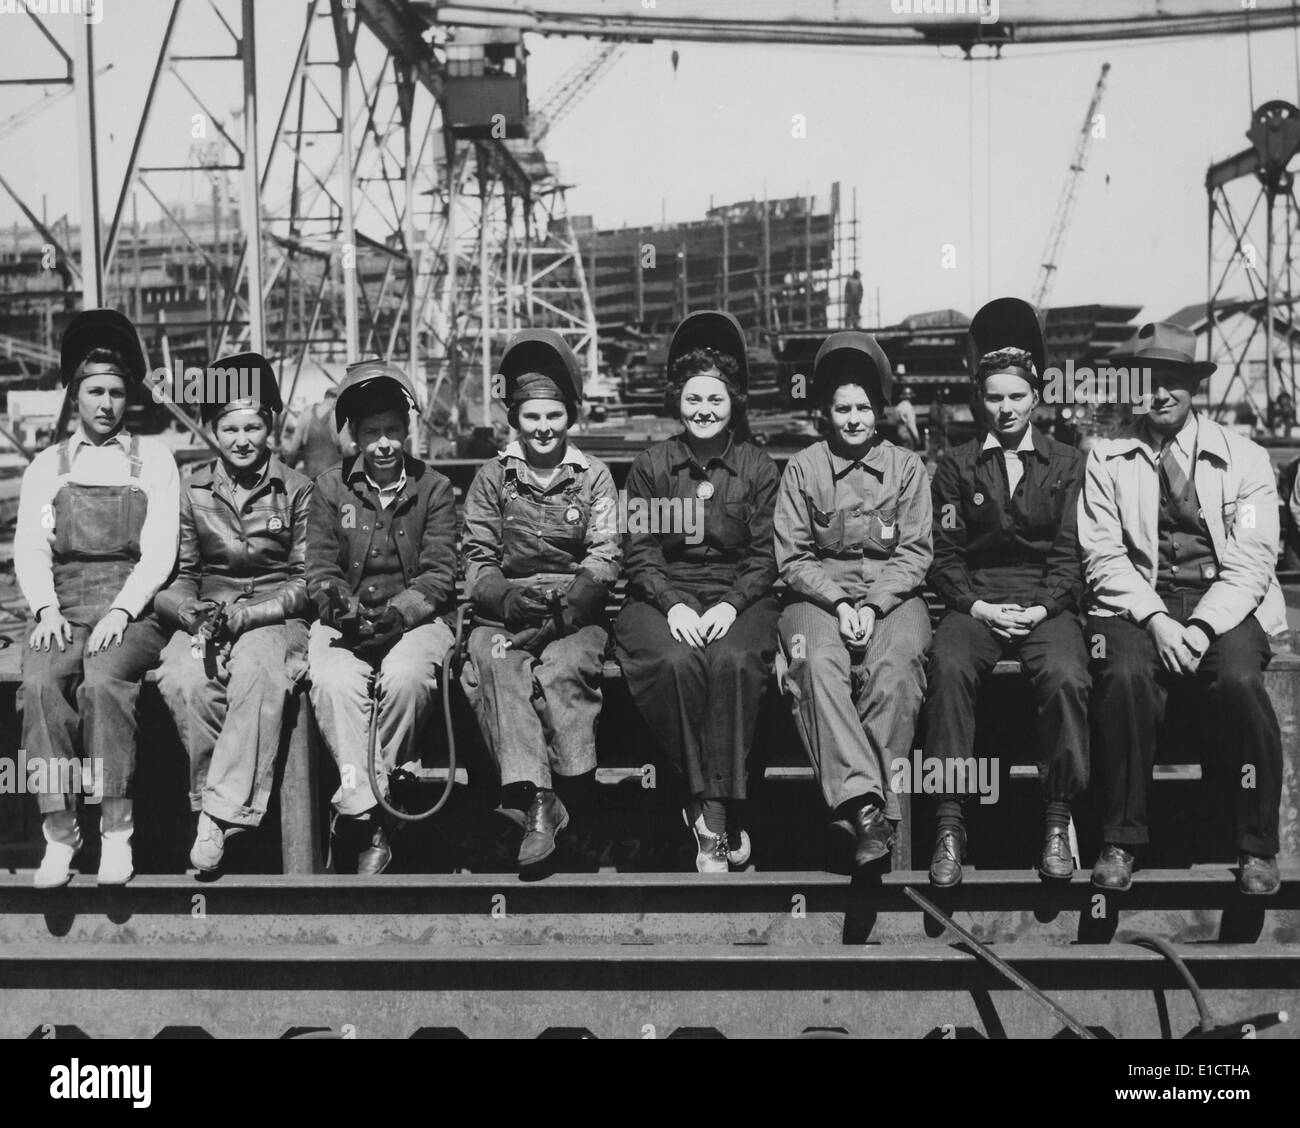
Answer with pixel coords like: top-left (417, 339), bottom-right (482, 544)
top-left (57, 440), bottom-right (71, 477)
top-left (128, 433), bottom-right (143, 479)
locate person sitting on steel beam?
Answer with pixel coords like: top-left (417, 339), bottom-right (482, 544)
top-left (923, 298), bottom-right (1090, 888)
top-left (459, 330), bottom-right (621, 870)
top-left (614, 310), bottom-right (782, 873)
top-left (305, 360), bottom-right (457, 875)
top-left (15, 309), bottom-right (180, 888)
top-left (775, 332), bottom-right (933, 870)
top-left (153, 353), bottom-right (313, 875)
top-left (1079, 321), bottom-right (1286, 896)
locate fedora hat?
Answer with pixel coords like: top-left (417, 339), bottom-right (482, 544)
top-left (667, 310), bottom-right (750, 392)
top-left (1107, 321), bottom-right (1216, 380)
top-left (813, 331), bottom-right (893, 409)
top-left (60, 308), bottom-right (147, 386)
top-left (499, 328), bottom-right (583, 406)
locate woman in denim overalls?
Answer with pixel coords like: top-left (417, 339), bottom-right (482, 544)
top-left (460, 330), bottom-right (621, 870)
top-left (14, 309), bottom-right (180, 888)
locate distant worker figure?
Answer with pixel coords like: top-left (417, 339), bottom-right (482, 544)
top-left (843, 271), bottom-right (864, 330)
top-left (894, 386), bottom-right (921, 451)
top-left (282, 385), bottom-right (347, 480)
top-left (1269, 390), bottom-right (1295, 437)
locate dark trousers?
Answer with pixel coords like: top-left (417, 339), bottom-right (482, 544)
top-left (924, 610), bottom-right (1090, 806)
top-left (1087, 613), bottom-right (1281, 855)
top-left (615, 595), bottom-right (780, 801)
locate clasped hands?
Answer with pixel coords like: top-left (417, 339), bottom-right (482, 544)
top-left (666, 601), bottom-right (737, 648)
top-left (971, 600), bottom-right (1048, 641)
top-left (1146, 612), bottom-right (1210, 675)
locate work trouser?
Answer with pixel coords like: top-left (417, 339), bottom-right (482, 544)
top-left (615, 594), bottom-right (781, 801)
top-left (924, 610), bottom-right (1090, 806)
top-left (155, 621), bottom-right (308, 827)
top-left (1088, 604), bottom-right (1281, 856)
top-left (460, 624), bottom-right (607, 789)
top-left (778, 597), bottom-right (930, 821)
top-left (307, 619), bottom-right (455, 817)
top-left (20, 616), bottom-right (168, 814)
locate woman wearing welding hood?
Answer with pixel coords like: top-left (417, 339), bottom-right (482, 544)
top-left (153, 353), bottom-right (313, 874)
top-left (306, 360), bottom-right (458, 874)
top-left (923, 297), bottom-right (1089, 888)
top-left (615, 310), bottom-right (782, 873)
top-left (775, 332), bottom-right (933, 870)
top-left (14, 309), bottom-right (180, 888)
top-left (459, 329), bottom-right (621, 869)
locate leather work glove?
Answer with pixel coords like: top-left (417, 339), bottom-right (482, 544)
top-left (314, 581), bottom-right (352, 631)
top-left (501, 585), bottom-right (551, 630)
top-left (353, 605), bottom-right (404, 661)
top-left (507, 618), bottom-right (561, 658)
top-left (177, 598), bottom-right (222, 636)
top-left (562, 569), bottom-right (608, 632)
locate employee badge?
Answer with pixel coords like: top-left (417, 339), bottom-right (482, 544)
top-left (1200, 562), bottom-right (1218, 582)
top-left (879, 520), bottom-right (896, 540)
top-left (564, 505), bottom-right (581, 524)
top-left (973, 492), bottom-right (985, 506)
top-left (697, 481), bottom-right (715, 500)
top-left (267, 515), bottom-right (284, 532)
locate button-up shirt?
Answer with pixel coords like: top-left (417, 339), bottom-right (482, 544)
top-left (14, 425), bottom-right (180, 620)
top-left (355, 462), bottom-right (407, 511)
top-left (462, 439), bottom-right (621, 595)
top-left (623, 433), bottom-right (779, 614)
top-left (982, 427), bottom-right (1036, 495)
top-left (775, 437), bottom-right (932, 615)
top-left (930, 425), bottom-right (1085, 616)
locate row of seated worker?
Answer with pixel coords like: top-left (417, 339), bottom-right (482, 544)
top-left (10, 304), bottom-right (1287, 896)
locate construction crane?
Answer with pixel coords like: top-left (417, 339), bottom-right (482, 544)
top-left (1032, 62), bottom-right (1111, 308)
top-left (528, 41), bottom-right (627, 144)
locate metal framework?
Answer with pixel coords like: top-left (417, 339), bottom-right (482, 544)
top-left (1206, 101), bottom-right (1300, 421)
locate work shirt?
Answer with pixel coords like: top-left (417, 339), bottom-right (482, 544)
top-left (775, 437), bottom-right (932, 616)
top-left (623, 433), bottom-right (779, 614)
top-left (306, 452), bottom-right (457, 627)
top-left (930, 425), bottom-right (1084, 616)
top-left (462, 440), bottom-right (621, 596)
top-left (983, 428), bottom-right (1034, 495)
top-left (154, 453), bottom-right (313, 630)
top-left (14, 425), bottom-right (180, 620)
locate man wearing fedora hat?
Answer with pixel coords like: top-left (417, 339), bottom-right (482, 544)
top-left (1079, 321), bottom-right (1286, 895)
top-left (305, 359), bottom-right (458, 874)
top-left (924, 297), bottom-right (1090, 887)
top-left (14, 308), bottom-right (180, 887)
top-left (775, 331), bottom-right (933, 868)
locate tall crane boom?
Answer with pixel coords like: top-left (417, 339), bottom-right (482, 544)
top-left (529, 41), bottom-right (627, 144)
top-left (1032, 62), bottom-right (1110, 308)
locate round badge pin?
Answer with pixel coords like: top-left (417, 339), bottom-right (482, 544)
top-left (972, 492), bottom-right (985, 506)
top-left (564, 505), bottom-right (581, 523)
top-left (697, 481), bottom-right (715, 500)
top-left (268, 515), bottom-right (284, 531)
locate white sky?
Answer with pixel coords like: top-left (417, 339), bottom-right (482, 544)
top-left (3, 2), bottom-right (1300, 326)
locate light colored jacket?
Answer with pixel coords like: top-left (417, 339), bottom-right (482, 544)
top-left (1077, 414), bottom-right (1287, 638)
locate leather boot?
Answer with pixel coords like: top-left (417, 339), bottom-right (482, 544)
top-left (1238, 853), bottom-right (1280, 896)
top-left (357, 810), bottom-right (399, 875)
top-left (852, 805), bottom-right (895, 868)
top-left (1039, 820), bottom-right (1074, 881)
top-left (1091, 844), bottom-right (1134, 891)
top-left (929, 824), bottom-right (966, 888)
top-left (518, 789), bottom-right (569, 867)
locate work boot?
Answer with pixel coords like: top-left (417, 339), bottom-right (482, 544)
top-left (98, 798), bottom-right (134, 886)
top-left (1091, 844), bottom-right (1134, 892)
top-left (189, 812), bottom-right (244, 874)
top-left (357, 811), bottom-right (398, 875)
top-left (853, 805), bottom-right (895, 868)
top-left (1238, 853), bottom-right (1281, 896)
top-left (683, 809), bottom-right (728, 874)
top-left (518, 789), bottom-right (569, 868)
top-left (1039, 821), bottom-right (1074, 881)
top-left (725, 805), bottom-right (752, 867)
top-left (34, 810), bottom-right (82, 890)
top-left (928, 824), bottom-right (966, 888)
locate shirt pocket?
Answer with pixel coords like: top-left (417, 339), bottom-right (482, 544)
top-left (721, 500), bottom-right (752, 550)
top-left (808, 500), bottom-right (845, 552)
top-left (864, 506), bottom-right (900, 557)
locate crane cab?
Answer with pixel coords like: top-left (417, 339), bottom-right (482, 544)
top-left (442, 29), bottom-right (529, 140)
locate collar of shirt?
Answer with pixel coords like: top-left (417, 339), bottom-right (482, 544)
top-left (67, 425), bottom-right (131, 459)
top-left (212, 453), bottom-right (280, 494)
top-left (979, 425), bottom-right (1046, 462)
top-left (499, 439), bottom-right (590, 472)
top-left (346, 457), bottom-right (408, 502)
top-left (668, 432), bottom-right (739, 475)
top-left (1131, 410), bottom-right (1198, 468)
top-left (827, 436), bottom-right (889, 480)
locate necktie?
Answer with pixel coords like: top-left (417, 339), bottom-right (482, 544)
top-left (1160, 441), bottom-right (1189, 500)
